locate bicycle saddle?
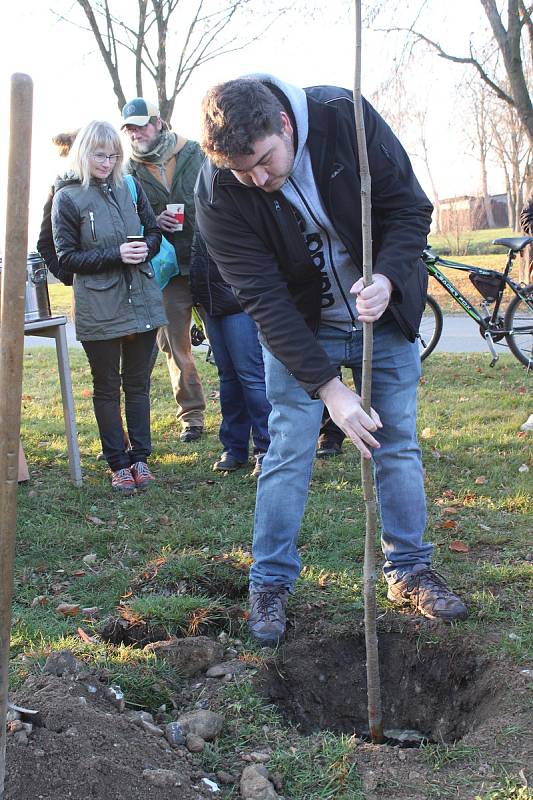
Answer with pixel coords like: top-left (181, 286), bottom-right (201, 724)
top-left (492, 236), bottom-right (533, 252)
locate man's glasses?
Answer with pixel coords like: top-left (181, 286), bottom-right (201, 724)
top-left (91, 153), bottom-right (119, 164)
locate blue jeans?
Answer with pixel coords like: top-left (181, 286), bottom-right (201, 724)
top-left (205, 312), bottom-right (271, 462)
top-left (250, 319), bottom-right (432, 589)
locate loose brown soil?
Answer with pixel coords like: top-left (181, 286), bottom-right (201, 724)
top-left (4, 614), bottom-right (531, 799)
top-left (5, 671), bottom-right (206, 800)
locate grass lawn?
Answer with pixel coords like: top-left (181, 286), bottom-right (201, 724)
top-left (12, 349), bottom-right (533, 798)
top-left (428, 227), bottom-right (514, 255)
top-left (48, 283), bottom-right (72, 318)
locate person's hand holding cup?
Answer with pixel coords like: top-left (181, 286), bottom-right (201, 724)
top-left (157, 203), bottom-right (185, 233)
top-left (120, 235), bottom-right (148, 264)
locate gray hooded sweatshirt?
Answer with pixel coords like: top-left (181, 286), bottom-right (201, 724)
top-left (250, 73), bottom-right (361, 332)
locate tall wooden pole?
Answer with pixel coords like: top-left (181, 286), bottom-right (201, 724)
top-left (353, 3), bottom-right (384, 744)
top-left (0, 73), bottom-right (33, 796)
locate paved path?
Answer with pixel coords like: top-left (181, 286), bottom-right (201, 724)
top-left (23, 316), bottom-right (488, 353)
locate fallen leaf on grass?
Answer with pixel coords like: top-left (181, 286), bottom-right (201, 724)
top-left (420, 427), bottom-right (432, 439)
top-left (449, 540), bottom-right (470, 553)
top-left (442, 490), bottom-right (456, 499)
top-left (71, 569), bottom-right (86, 578)
top-left (159, 515), bottom-right (171, 525)
top-left (442, 519), bottom-right (458, 529)
top-left (442, 507), bottom-right (460, 515)
top-left (82, 553), bottom-right (98, 565)
top-left (85, 515), bottom-right (105, 525)
top-left (31, 595), bottom-right (48, 608)
top-left (474, 475), bottom-right (488, 485)
top-left (81, 388), bottom-right (92, 398)
top-left (77, 627), bottom-right (96, 644)
top-left (56, 603), bottom-right (80, 616)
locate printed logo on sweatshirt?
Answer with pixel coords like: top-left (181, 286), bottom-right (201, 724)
top-left (305, 231), bottom-right (334, 309)
top-left (291, 205), bottom-right (334, 310)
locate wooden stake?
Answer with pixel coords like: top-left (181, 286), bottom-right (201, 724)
top-left (0, 73), bottom-right (33, 796)
top-left (353, 2), bottom-right (384, 744)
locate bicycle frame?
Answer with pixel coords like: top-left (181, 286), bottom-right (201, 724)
top-left (422, 248), bottom-right (529, 365)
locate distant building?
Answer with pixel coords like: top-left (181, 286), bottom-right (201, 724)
top-left (439, 194), bottom-right (508, 232)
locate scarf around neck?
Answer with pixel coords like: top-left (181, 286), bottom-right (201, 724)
top-left (130, 130), bottom-right (177, 165)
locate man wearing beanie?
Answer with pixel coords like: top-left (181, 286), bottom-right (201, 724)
top-left (122, 98), bottom-right (206, 443)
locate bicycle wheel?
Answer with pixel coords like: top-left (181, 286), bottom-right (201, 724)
top-left (504, 284), bottom-right (533, 367)
top-left (418, 294), bottom-right (443, 361)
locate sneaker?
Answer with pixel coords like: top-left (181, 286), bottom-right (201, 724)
top-left (252, 453), bottom-right (266, 477)
top-left (180, 426), bottom-right (203, 443)
top-left (248, 586), bottom-right (289, 646)
top-left (213, 452), bottom-right (246, 472)
top-left (130, 461), bottom-right (155, 491)
top-left (316, 438), bottom-right (343, 459)
top-left (387, 566), bottom-right (468, 622)
top-left (111, 467), bottom-right (135, 495)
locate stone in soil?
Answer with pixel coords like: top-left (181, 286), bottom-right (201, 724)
top-left (175, 709), bottom-right (223, 741)
top-left (240, 764), bottom-right (280, 800)
top-left (144, 636), bottom-right (224, 677)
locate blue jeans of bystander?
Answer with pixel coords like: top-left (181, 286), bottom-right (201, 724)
top-left (205, 311), bottom-right (271, 463)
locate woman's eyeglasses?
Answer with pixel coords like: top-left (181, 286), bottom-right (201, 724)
top-left (91, 153), bottom-right (119, 164)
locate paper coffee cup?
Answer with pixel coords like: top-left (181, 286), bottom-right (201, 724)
top-left (166, 203), bottom-right (184, 230)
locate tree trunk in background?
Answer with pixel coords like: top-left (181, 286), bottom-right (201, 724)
top-left (72, 0), bottom-right (297, 120)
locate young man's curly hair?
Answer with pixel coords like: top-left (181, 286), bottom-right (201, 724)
top-left (200, 79), bottom-right (284, 168)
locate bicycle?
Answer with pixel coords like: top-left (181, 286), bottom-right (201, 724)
top-left (418, 235), bottom-right (533, 368)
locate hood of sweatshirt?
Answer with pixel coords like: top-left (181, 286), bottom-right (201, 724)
top-left (245, 73), bottom-right (309, 172)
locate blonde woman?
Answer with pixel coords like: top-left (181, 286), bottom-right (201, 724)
top-left (52, 120), bottom-right (167, 494)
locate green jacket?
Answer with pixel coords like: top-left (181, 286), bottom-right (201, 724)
top-left (127, 140), bottom-right (203, 275)
top-left (52, 176), bottom-right (167, 341)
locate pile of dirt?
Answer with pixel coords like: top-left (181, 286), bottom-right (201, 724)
top-left (5, 667), bottom-right (214, 800)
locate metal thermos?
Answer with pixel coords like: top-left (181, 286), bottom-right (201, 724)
top-left (0, 252), bottom-right (52, 323)
top-left (24, 252), bottom-right (51, 322)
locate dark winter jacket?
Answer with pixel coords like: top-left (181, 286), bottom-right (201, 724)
top-left (126, 139), bottom-right (203, 275)
top-left (52, 175), bottom-right (166, 341)
top-left (37, 181), bottom-right (74, 285)
top-left (195, 80), bottom-right (433, 396)
top-left (190, 233), bottom-right (242, 317)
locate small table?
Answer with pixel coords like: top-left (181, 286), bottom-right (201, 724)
top-left (24, 315), bottom-right (83, 487)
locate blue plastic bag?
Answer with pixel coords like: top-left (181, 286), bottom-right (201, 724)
top-left (124, 174), bottom-right (180, 289)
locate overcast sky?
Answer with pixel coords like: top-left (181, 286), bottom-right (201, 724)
top-left (1, 1), bottom-right (498, 248)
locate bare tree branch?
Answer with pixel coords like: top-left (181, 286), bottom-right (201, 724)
top-left (76, 0), bottom-right (127, 108)
top-left (377, 26), bottom-right (515, 106)
top-left (64, 0), bottom-right (293, 119)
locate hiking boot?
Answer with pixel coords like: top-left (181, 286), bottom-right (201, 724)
top-left (248, 586), bottom-right (289, 646)
top-left (387, 566), bottom-right (468, 622)
top-left (213, 452), bottom-right (246, 472)
top-left (130, 461), bottom-right (155, 491)
top-left (111, 468), bottom-right (135, 495)
top-left (180, 426), bottom-right (203, 443)
top-left (316, 437), bottom-right (343, 459)
top-left (252, 453), bottom-right (266, 477)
